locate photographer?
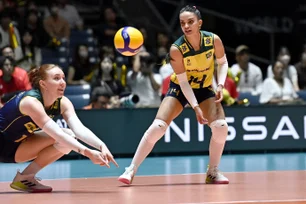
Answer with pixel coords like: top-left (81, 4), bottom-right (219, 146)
top-left (127, 52), bottom-right (162, 108)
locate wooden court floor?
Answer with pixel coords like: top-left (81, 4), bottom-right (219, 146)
top-left (0, 170), bottom-right (305, 204)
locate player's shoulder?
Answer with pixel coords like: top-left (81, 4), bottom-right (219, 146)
top-left (24, 89), bottom-right (42, 102)
top-left (172, 34), bottom-right (185, 47)
top-left (200, 30), bottom-right (215, 37)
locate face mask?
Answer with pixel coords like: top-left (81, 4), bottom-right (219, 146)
top-left (79, 51), bottom-right (88, 58)
top-left (280, 55), bottom-right (290, 65)
top-left (102, 64), bottom-right (112, 73)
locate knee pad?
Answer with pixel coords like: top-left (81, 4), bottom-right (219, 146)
top-left (144, 119), bottom-right (168, 144)
top-left (53, 128), bottom-right (76, 154)
top-left (210, 119), bottom-right (228, 144)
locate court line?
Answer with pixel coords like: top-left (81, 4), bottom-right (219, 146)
top-left (175, 198), bottom-right (306, 204)
top-left (1, 169), bottom-right (305, 183)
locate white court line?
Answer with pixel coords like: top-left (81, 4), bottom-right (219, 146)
top-left (0, 170), bottom-right (305, 183)
top-left (174, 198), bottom-right (306, 204)
top-left (175, 198), bottom-right (306, 204)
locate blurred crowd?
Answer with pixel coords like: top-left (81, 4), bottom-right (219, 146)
top-left (0, 0), bottom-right (306, 109)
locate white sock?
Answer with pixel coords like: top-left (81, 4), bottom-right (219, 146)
top-left (130, 119), bottom-right (168, 169)
top-left (208, 137), bottom-right (225, 169)
top-left (131, 136), bottom-right (155, 169)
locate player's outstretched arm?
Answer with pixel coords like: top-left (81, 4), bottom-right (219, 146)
top-left (61, 96), bottom-right (118, 167)
top-left (20, 96), bottom-right (110, 166)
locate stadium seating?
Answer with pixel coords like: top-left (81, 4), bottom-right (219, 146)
top-left (238, 92), bottom-right (260, 105)
top-left (65, 84), bottom-right (91, 95)
top-left (65, 94), bottom-right (90, 109)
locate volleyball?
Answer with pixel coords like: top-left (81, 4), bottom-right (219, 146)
top-left (114, 26), bottom-right (144, 56)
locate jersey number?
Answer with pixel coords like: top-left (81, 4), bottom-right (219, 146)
top-left (24, 122), bottom-right (39, 134)
top-left (189, 74), bottom-right (207, 88)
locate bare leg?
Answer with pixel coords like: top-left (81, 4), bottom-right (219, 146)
top-left (11, 129), bottom-right (74, 192)
top-left (15, 128), bottom-right (73, 175)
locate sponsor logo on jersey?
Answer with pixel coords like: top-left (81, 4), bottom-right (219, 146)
top-left (204, 37), bottom-right (213, 46)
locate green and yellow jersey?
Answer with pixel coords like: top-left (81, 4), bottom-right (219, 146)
top-left (170, 30), bottom-right (215, 88)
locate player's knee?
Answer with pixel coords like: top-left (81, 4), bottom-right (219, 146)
top-left (53, 128), bottom-right (76, 154)
top-left (210, 119), bottom-right (228, 144)
top-left (144, 119), bottom-right (168, 144)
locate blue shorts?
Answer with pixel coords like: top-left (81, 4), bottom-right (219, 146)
top-left (0, 134), bottom-right (21, 163)
top-left (165, 81), bottom-right (215, 108)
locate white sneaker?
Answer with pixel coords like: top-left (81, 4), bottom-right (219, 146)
top-left (10, 171), bottom-right (52, 193)
top-left (205, 166), bottom-right (229, 184)
top-left (118, 164), bottom-right (136, 185)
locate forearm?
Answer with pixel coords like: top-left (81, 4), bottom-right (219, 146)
top-left (42, 119), bottom-right (88, 155)
top-left (67, 115), bottom-right (105, 150)
top-left (216, 55), bottom-right (228, 86)
top-left (177, 72), bottom-right (198, 108)
top-left (149, 74), bottom-right (161, 91)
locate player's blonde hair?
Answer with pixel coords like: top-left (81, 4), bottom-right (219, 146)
top-left (28, 64), bottom-right (58, 89)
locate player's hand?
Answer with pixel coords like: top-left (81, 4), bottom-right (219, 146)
top-left (215, 85), bottom-right (224, 103)
top-left (84, 149), bottom-right (109, 167)
top-left (194, 106), bottom-right (208, 124)
top-left (100, 144), bottom-right (119, 168)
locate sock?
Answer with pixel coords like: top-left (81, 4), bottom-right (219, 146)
top-left (21, 161), bottom-right (42, 176)
top-left (131, 136), bottom-right (154, 170)
top-left (130, 119), bottom-right (168, 170)
top-left (208, 139), bottom-right (225, 169)
top-left (208, 119), bottom-right (228, 169)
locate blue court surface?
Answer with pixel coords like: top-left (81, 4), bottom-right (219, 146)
top-left (1, 152), bottom-right (305, 182)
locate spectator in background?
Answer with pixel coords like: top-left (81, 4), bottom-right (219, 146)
top-left (67, 44), bottom-right (96, 85)
top-left (83, 87), bottom-right (111, 110)
top-left (91, 56), bottom-right (126, 97)
top-left (0, 9), bottom-right (22, 58)
top-left (22, 9), bottom-right (50, 47)
top-left (96, 7), bottom-right (122, 48)
top-left (43, 4), bottom-right (70, 43)
top-left (17, 30), bottom-right (42, 71)
top-left (156, 32), bottom-right (170, 63)
top-left (260, 60), bottom-right (303, 105)
top-left (230, 45), bottom-right (263, 95)
top-left (0, 56), bottom-right (32, 105)
top-left (127, 52), bottom-right (162, 108)
top-left (138, 27), bottom-right (153, 54)
top-left (2, 45), bottom-right (22, 64)
top-left (26, 0), bottom-right (43, 18)
top-left (44, 0), bottom-right (83, 30)
top-left (295, 52), bottom-right (306, 90)
top-left (267, 46), bottom-right (299, 91)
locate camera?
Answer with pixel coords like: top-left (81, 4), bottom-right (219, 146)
top-left (119, 94), bottom-right (139, 108)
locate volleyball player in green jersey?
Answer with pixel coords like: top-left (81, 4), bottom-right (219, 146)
top-left (119, 5), bottom-right (229, 185)
top-left (0, 64), bottom-right (118, 193)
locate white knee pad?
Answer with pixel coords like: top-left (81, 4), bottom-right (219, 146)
top-left (53, 128), bottom-right (77, 154)
top-left (210, 119), bottom-right (228, 144)
top-left (144, 119), bottom-right (168, 144)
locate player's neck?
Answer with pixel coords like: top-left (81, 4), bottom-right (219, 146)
top-left (185, 32), bottom-right (201, 50)
top-left (41, 91), bottom-right (57, 109)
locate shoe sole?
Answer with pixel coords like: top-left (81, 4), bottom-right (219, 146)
top-left (10, 184), bottom-right (53, 193)
top-left (205, 180), bottom-right (229, 184)
top-left (118, 177), bottom-right (131, 185)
